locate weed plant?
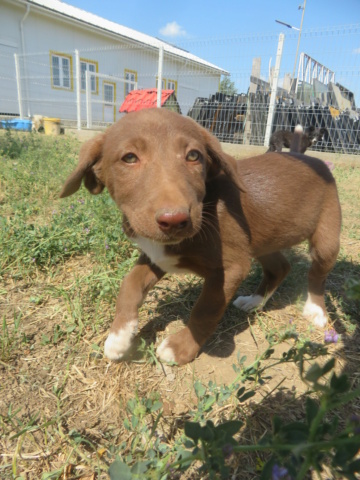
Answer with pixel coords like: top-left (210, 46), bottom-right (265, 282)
top-left (108, 331), bottom-right (360, 480)
top-left (0, 130), bottom-right (135, 277)
top-left (0, 131), bottom-right (359, 480)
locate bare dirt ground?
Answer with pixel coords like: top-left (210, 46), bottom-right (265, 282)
top-left (1, 130), bottom-right (359, 479)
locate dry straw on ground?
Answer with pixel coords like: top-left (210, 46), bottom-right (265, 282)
top-left (0, 131), bottom-right (359, 479)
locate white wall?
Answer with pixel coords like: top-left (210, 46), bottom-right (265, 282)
top-left (0, 0), bottom-right (220, 122)
top-left (0, 1), bottom-right (23, 115)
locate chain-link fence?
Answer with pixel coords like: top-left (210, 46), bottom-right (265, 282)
top-left (1, 24), bottom-right (360, 153)
top-left (179, 25), bottom-right (360, 154)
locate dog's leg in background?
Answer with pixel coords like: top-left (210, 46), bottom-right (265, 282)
top-left (303, 205), bottom-right (341, 326)
top-left (104, 258), bottom-right (164, 360)
top-left (233, 252), bottom-right (291, 312)
top-left (157, 264), bottom-right (249, 365)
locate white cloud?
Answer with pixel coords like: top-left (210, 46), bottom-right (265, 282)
top-left (353, 47), bottom-right (360, 54)
top-left (159, 21), bottom-right (187, 38)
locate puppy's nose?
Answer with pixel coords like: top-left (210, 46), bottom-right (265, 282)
top-left (156, 209), bottom-right (190, 231)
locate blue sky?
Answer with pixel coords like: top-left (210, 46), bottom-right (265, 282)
top-left (64, 0), bottom-right (359, 39)
top-left (64, 0), bottom-right (360, 102)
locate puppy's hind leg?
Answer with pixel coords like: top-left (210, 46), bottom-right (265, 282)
top-left (233, 252), bottom-right (291, 312)
top-left (303, 208), bottom-right (341, 327)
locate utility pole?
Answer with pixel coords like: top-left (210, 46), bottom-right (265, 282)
top-left (291, 0), bottom-right (307, 87)
top-left (275, 0), bottom-right (307, 91)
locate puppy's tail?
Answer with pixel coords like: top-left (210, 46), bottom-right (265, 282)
top-left (290, 124), bottom-right (303, 153)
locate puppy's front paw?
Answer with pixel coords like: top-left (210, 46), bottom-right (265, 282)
top-left (233, 294), bottom-right (264, 312)
top-left (156, 338), bottom-right (176, 363)
top-left (104, 320), bottom-right (138, 361)
top-left (156, 327), bottom-right (201, 365)
top-left (303, 298), bottom-right (328, 327)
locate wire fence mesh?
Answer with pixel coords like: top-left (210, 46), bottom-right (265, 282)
top-left (1, 23), bottom-right (359, 153)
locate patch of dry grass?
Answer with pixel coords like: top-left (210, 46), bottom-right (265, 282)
top-left (0, 131), bottom-right (359, 479)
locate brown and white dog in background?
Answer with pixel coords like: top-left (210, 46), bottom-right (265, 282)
top-left (268, 125), bottom-right (327, 153)
top-left (60, 109), bottom-right (341, 365)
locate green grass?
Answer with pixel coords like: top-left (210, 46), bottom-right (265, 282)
top-left (0, 130), bottom-right (359, 479)
top-left (0, 131), bottom-right (135, 276)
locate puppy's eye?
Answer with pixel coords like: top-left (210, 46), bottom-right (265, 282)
top-left (122, 153), bottom-right (138, 164)
top-left (186, 150), bottom-right (201, 162)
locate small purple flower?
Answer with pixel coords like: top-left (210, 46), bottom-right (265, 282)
top-left (350, 415), bottom-right (360, 434)
top-left (289, 318), bottom-right (294, 324)
top-left (222, 443), bottom-right (234, 458)
top-left (69, 204), bottom-right (74, 209)
top-left (105, 244), bottom-right (109, 250)
top-left (165, 462), bottom-right (175, 474)
top-left (32, 258), bottom-right (36, 262)
top-left (78, 199), bottom-right (85, 204)
top-left (84, 228), bottom-right (90, 234)
top-left (324, 329), bottom-right (339, 344)
top-left (325, 161), bottom-right (334, 171)
top-left (52, 210), bottom-right (57, 215)
top-left (350, 414), bottom-right (360, 424)
top-left (272, 464), bottom-right (289, 480)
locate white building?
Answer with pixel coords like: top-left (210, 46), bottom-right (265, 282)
top-left (0, 0), bottom-right (227, 126)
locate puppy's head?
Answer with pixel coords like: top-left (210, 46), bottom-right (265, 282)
top-left (318, 128), bottom-right (327, 141)
top-left (60, 109), bottom-right (242, 244)
top-left (306, 126), bottom-right (327, 145)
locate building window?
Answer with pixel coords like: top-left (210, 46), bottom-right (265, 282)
top-left (104, 82), bottom-right (114, 103)
top-left (80, 59), bottom-right (98, 94)
top-left (156, 77), bottom-right (167, 90)
top-left (124, 69), bottom-right (137, 97)
top-left (103, 81), bottom-right (116, 123)
top-left (50, 52), bottom-right (72, 90)
top-left (167, 79), bottom-right (178, 94)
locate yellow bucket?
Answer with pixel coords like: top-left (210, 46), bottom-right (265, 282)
top-left (44, 117), bottom-right (61, 135)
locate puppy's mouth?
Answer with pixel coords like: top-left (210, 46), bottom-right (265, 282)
top-left (122, 211), bottom-right (201, 245)
top-left (128, 225), bottom-right (199, 245)
top-left (152, 237), bottom-right (187, 246)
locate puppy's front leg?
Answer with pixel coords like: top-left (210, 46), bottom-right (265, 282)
top-left (104, 255), bottom-right (164, 361)
top-left (157, 266), bottom-right (247, 365)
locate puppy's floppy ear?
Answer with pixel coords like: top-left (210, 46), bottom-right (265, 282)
top-left (202, 129), bottom-right (246, 192)
top-left (60, 133), bottom-right (105, 198)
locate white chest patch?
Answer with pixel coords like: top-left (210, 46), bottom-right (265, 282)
top-left (135, 237), bottom-right (191, 274)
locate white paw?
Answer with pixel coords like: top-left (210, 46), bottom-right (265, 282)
top-left (303, 298), bottom-right (328, 327)
top-left (156, 338), bottom-right (176, 363)
top-left (233, 294), bottom-right (264, 312)
top-left (104, 320), bottom-right (138, 360)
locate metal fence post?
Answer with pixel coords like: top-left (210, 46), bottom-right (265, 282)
top-left (157, 45), bottom-right (164, 108)
top-left (14, 53), bottom-right (23, 119)
top-left (264, 33), bottom-right (284, 147)
top-left (75, 49), bottom-right (81, 130)
top-left (86, 70), bottom-right (92, 129)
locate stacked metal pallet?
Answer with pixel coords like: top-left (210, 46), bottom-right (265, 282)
top-left (188, 87), bottom-right (360, 154)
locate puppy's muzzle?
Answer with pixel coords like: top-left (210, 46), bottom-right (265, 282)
top-left (155, 208), bottom-right (191, 234)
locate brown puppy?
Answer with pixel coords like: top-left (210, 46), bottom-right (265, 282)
top-left (60, 109), bottom-right (341, 365)
top-left (268, 125), bottom-right (327, 153)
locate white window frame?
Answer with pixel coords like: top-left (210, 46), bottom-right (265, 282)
top-left (125, 69), bottom-right (137, 97)
top-left (80, 59), bottom-right (98, 94)
top-left (156, 77), bottom-right (167, 90)
top-left (50, 52), bottom-right (72, 90)
top-left (167, 79), bottom-right (178, 94)
top-left (103, 81), bottom-right (116, 123)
